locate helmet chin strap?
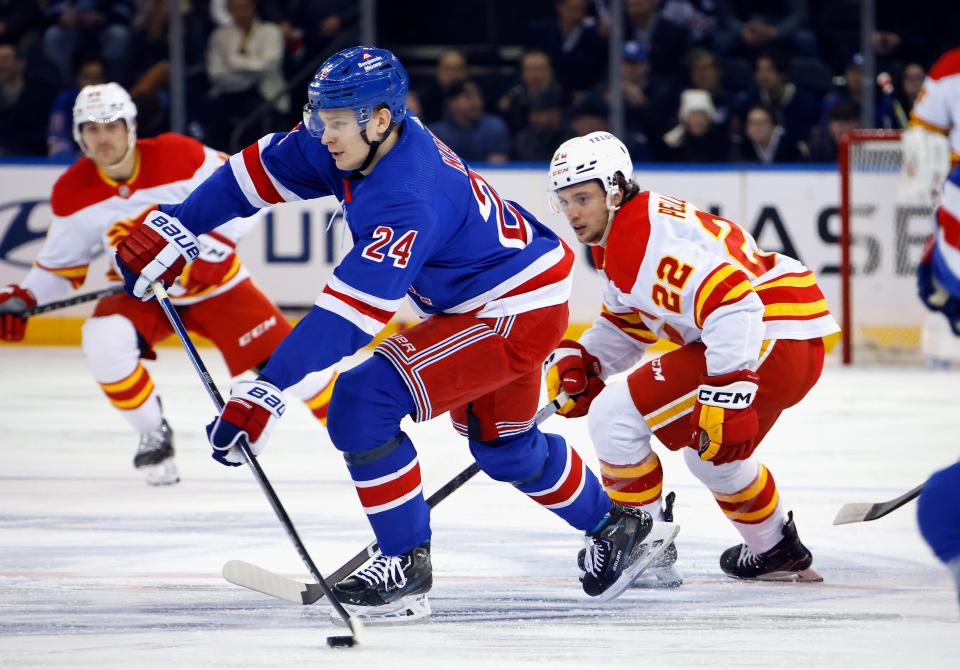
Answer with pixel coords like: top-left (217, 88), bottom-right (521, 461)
top-left (355, 121), bottom-right (396, 174)
top-left (587, 193), bottom-right (622, 247)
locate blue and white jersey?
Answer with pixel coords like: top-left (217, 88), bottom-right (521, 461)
top-left (160, 117), bottom-right (573, 388)
top-left (933, 166), bottom-right (960, 296)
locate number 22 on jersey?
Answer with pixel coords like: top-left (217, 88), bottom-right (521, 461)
top-left (652, 255), bottom-right (694, 313)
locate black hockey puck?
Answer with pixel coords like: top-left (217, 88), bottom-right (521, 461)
top-left (326, 635), bottom-right (356, 648)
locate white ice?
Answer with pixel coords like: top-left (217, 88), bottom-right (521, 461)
top-left (1, 346), bottom-right (958, 669)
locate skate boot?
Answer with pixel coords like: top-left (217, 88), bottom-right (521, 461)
top-left (720, 511), bottom-right (822, 582)
top-left (581, 503), bottom-right (679, 602)
top-left (578, 492), bottom-right (683, 589)
top-left (332, 542), bottom-right (433, 624)
top-left (133, 419), bottom-right (179, 486)
top-left (633, 491), bottom-right (683, 588)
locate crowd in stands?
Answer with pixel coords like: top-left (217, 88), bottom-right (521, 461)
top-left (0, 0), bottom-right (955, 163)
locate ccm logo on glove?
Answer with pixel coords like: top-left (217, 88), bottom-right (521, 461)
top-left (696, 383), bottom-right (755, 408)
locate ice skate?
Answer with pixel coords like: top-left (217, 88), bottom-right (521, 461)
top-left (332, 542), bottom-right (432, 625)
top-left (133, 419), bottom-right (179, 486)
top-left (720, 511), bottom-right (822, 582)
top-left (578, 492), bottom-right (683, 588)
top-left (581, 503), bottom-right (679, 602)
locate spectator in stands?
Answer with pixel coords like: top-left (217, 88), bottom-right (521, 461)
top-left (47, 57), bottom-right (106, 159)
top-left (808, 98), bottom-right (858, 162)
top-left (512, 87), bottom-right (566, 162)
top-left (567, 98), bottom-right (609, 137)
top-left (734, 104), bottom-right (804, 163)
top-left (527, 0), bottom-right (606, 96)
top-left (42, 1), bottom-right (134, 87)
top-left (686, 48), bottom-right (741, 131)
top-left (0, 0), bottom-right (45, 53)
top-left (591, 41), bottom-right (666, 162)
top-left (203, 0), bottom-right (286, 151)
top-left (661, 88), bottom-right (729, 162)
top-left (417, 49), bottom-right (467, 124)
top-left (744, 48), bottom-right (820, 145)
top-left (0, 40), bottom-right (57, 156)
top-left (127, 0), bottom-right (208, 138)
top-left (624, 0), bottom-right (693, 81)
top-left (819, 53), bottom-right (895, 133)
top-left (658, 0), bottom-right (717, 45)
top-left (713, 0), bottom-right (816, 59)
top-left (498, 49), bottom-right (567, 135)
top-left (897, 63), bottom-right (925, 120)
top-left (430, 80), bottom-right (510, 164)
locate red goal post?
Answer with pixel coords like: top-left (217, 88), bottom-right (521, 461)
top-left (838, 129), bottom-right (935, 365)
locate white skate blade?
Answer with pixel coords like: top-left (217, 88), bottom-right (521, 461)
top-left (223, 560), bottom-right (325, 604)
top-left (631, 564), bottom-right (683, 589)
top-left (595, 521), bottom-right (680, 602)
top-left (140, 458), bottom-right (179, 486)
top-left (332, 594), bottom-right (431, 626)
top-left (745, 567), bottom-right (823, 583)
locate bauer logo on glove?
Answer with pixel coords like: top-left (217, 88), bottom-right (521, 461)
top-left (147, 214), bottom-right (200, 260)
top-left (207, 379), bottom-right (286, 466)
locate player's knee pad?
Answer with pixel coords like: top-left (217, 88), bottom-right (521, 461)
top-left (469, 428), bottom-right (552, 484)
top-left (682, 446), bottom-right (758, 492)
top-left (326, 353), bottom-right (416, 454)
top-left (81, 315), bottom-right (141, 379)
top-left (587, 381), bottom-right (654, 464)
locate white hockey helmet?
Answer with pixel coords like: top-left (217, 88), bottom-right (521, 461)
top-left (548, 131), bottom-right (633, 208)
top-left (72, 82), bottom-right (138, 158)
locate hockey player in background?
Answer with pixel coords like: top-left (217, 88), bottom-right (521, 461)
top-left (113, 46), bottom-right (678, 620)
top-left (545, 131), bottom-right (839, 582)
top-left (0, 83), bottom-right (336, 486)
top-left (902, 48), bottom-right (960, 363)
top-left (917, 460), bottom-right (960, 607)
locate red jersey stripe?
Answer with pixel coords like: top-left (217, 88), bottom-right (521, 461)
top-left (241, 143), bottom-right (284, 205)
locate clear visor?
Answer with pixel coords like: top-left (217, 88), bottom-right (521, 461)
top-left (302, 103), bottom-right (325, 138)
top-left (302, 103), bottom-right (367, 139)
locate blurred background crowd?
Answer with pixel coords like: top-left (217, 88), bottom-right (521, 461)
top-left (0, 0), bottom-right (955, 163)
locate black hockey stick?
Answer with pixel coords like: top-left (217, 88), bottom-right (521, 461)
top-left (833, 483), bottom-right (924, 525)
top-left (222, 391), bottom-right (570, 605)
top-left (151, 281), bottom-right (364, 645)
top-left (20, 286), bottom-right (123, 316)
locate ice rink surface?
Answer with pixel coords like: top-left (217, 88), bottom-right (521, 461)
top-left (1, 346), bottom-right (958, 669)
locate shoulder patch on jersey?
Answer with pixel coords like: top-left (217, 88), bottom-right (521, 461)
top-left (603, 191), bottom-right (652, 293)
top-left (50, 158), bottom-right (115, 217)
top-left (929, 49), bottom-right (960, 81)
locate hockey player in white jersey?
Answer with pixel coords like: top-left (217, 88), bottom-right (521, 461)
top-left (903, 48), bottom-right (960, 365)
top-left (545, 132), bottom-right (839, 582)
top-left (0, 83), bottom-right (336, 485)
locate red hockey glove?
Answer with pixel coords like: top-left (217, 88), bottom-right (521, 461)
top-left (115, 210), bottom-right (200, 299)
top-left (206, 379), bottom-right (286, 466)
top-left (183, 232), bottom-right (237, 290)
top-left (691, 369), bottom-right (760, 465)
top-left (0, 284), bottom-right (37, 341)
top-left (544, 339), bottom-right (605, 417)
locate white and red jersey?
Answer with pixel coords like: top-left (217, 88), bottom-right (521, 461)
top-left (579, 192), bottom-right (840, 376)
top-left (20, 133), bottom-right (255, 306)
top-left (912, 48), bottom-right (960, 165)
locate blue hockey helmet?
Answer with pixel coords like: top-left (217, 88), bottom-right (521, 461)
top-left (303, 46), bottom-right (408, 138)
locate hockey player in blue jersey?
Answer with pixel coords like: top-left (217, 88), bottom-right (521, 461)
top-left (917, 461), bottom-right (960, 608)
top-left (114, 46), bottom-right (678, 620)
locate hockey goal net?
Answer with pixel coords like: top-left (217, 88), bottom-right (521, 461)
top-left (838, 129), bottom-right (935, 365)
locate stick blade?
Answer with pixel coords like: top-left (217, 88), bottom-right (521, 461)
top-left (222, 560), bottom-right (325, 604)
top-left (833, 502), bottom-right (875, 525)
